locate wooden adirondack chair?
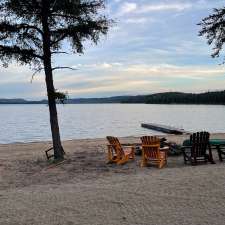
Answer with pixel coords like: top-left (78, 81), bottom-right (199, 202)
top-left (140, 136), bottom-right (168, 168)
top-left (106, 136), bottom-right (135, 165)
top-left (182, 131), bottom-right (213, 165)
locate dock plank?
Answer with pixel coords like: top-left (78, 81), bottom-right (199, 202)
top-left (141, 123), bottom-right (189, 135)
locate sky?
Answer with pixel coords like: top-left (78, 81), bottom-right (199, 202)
top-left (1, 0), bottom-right (225, 99)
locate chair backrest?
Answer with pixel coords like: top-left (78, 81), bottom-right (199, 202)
top-left (106, 136), bottom-right (124, 158)
top-left (141, 136), bottom-right (160, 159)
top-left (190, 131), bottom-right (210, 157)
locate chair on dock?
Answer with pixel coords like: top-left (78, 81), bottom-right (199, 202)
top-left (182, 131), bottom-right (213, 165)
top-left (140, 136), bottom-right (168, 168)
top-left (106, 136), bottom-right (135, 165)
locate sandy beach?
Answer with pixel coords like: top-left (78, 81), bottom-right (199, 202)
top-left (0, 134), bottom-right (225, 225)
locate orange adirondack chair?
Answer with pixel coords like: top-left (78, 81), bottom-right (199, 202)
top-left (106, 136), bottom-right (135, 165)
top-left (141, 136), bottom-right (168, 168)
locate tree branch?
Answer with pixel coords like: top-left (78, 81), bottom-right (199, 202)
top-left (50, 34), bottom-right (67, 46)
top-left (0, 45), bottom-right (43, 60)
top-left (19, 23), bottom-right (44, 36)
top-left (0, 22), bottom-right (43, 36)
top-left (51, 51), bottom-right (69, 55)
top-left (52, 66), bottom-right (77, 71)
top-left (51, 13), bottom-right (79, 20)
top-left (30, 67), bottom-right (44, 83)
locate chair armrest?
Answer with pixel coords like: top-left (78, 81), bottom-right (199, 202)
top-left (122, 145), bottom-right (135, 149)
top-left (121, 143), bottom-right (135, 146)
top-left (160, 146), bottom-right (169, 151)
top-left (181, 145), bottom-right (191, 149)
top-left (121, 143), bottom-right (135, 147)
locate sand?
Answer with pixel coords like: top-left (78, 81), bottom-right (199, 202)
top-left (0, 134), bottom-right (225, 225)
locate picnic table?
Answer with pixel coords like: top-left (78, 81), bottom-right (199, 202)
top-left (209, 139), bottom-right (225, 162)
top-left (183, 139), bottom-right (225, 146)
top-left (209, 139), bottom-right (225, 146)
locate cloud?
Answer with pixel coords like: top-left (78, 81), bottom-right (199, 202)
top-left (138, 3), bottom-right (192, 13)
top-left (117, 2), bottom-right (192, 16)
top-left (122, 64), bottom-right (225, 79)
top-left (124, 17), bottom-right (148, 24)
top-left (71, 62), bottom-right (123, 70)
top-left (1, 62), bottom-right (225, 98)
top-left (65, 79), bottom-right (157, 96)
top-left (1, 0), bottom-right (225, 98)
top-left (52, 63), bottom-right (225, 97)
top-left (118, 2), bottom-right (137, 15)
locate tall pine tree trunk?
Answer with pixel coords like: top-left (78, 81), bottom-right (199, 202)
top-left (41, 0), bottom-right (64, 160)
top-left (44, 64), bottom-right (64, 160)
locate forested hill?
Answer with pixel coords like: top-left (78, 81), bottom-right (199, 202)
top-left (1, 91), bottom-right (225, 104)
top-left (121, 91), bottom-right (225, 104)
top-left (0, 98), bottom-right (47, 104)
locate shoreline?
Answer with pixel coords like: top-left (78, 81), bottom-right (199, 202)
top-left (1, 132), bottom-right (225, 146)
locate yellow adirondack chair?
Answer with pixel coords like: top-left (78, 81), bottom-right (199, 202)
top-left (106, 136), bottom-right (135, 165)
top-left (141, 136), bottom-right (168, 168)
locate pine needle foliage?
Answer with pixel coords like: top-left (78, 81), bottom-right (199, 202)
top-left (198, 7), bottom-right (225, 62)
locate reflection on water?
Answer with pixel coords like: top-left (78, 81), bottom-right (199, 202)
top-left (1, 104), bottom-right (225, 144)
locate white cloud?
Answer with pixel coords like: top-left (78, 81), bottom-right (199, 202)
top-left (122, 64), bottom-right (225, 79)
top-left (138, 3), bottom-right (192, 13)
top-left (71, 62), bottom-right (123, 70)
top-left (117, 2), bottom-right (137, 15)
top-left (96, 62), bottom-right (113, 69)
top-left (117, 2), bottom-right (192, 16)
top-left (66, 79), bottom-right (157, 96)
top-left (66, 63), bottom-right (225, 81)
top-left (53, 63), bottom-right (225, 97)
top-left (2, 62), bottom-right (225, 98)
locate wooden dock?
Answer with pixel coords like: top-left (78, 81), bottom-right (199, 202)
top-left (141, 123), bottom-right (189, 135)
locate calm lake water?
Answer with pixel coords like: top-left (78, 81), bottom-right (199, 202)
top-left (0, 104), bottom-right (225, 144)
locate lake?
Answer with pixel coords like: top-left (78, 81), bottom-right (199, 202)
top-left (1, 104), bottom-right (225, 144)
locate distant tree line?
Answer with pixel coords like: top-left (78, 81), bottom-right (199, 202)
top-left (121, 91), bottom-right (225, 105)
top-left (1, 91), bottom-right (225, 105)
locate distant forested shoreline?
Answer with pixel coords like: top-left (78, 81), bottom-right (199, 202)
top-left (1, 90), bottom-right (225, 105)
top-left (120, 91), bottom-right (225, 105)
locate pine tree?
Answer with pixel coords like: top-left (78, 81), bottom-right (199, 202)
top-left (198, 7), bottom-right (225, 62)
top-left (0, 0), bottom-right (111, 160)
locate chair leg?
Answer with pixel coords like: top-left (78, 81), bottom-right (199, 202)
top-left (191, 160), bottom-right (197, 166)
top-left (183, 152), bottom-right (188, 164)
top-left (117, 155), bottom-right (129, 165)
top-left (217, 146), bottom-right (223, 162)
top-left (131, 147), bottom-right (135, 159)
top-left (129, 151), bottom-right (135, 160)
top-left (158, 161), bottom-right (162, 169)
top-left (158, 160), bottom-right (166, 169)
top-left (140, 157), bottom-right (148, 167)
top-left (107, 151), bottom-right (112, 163)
